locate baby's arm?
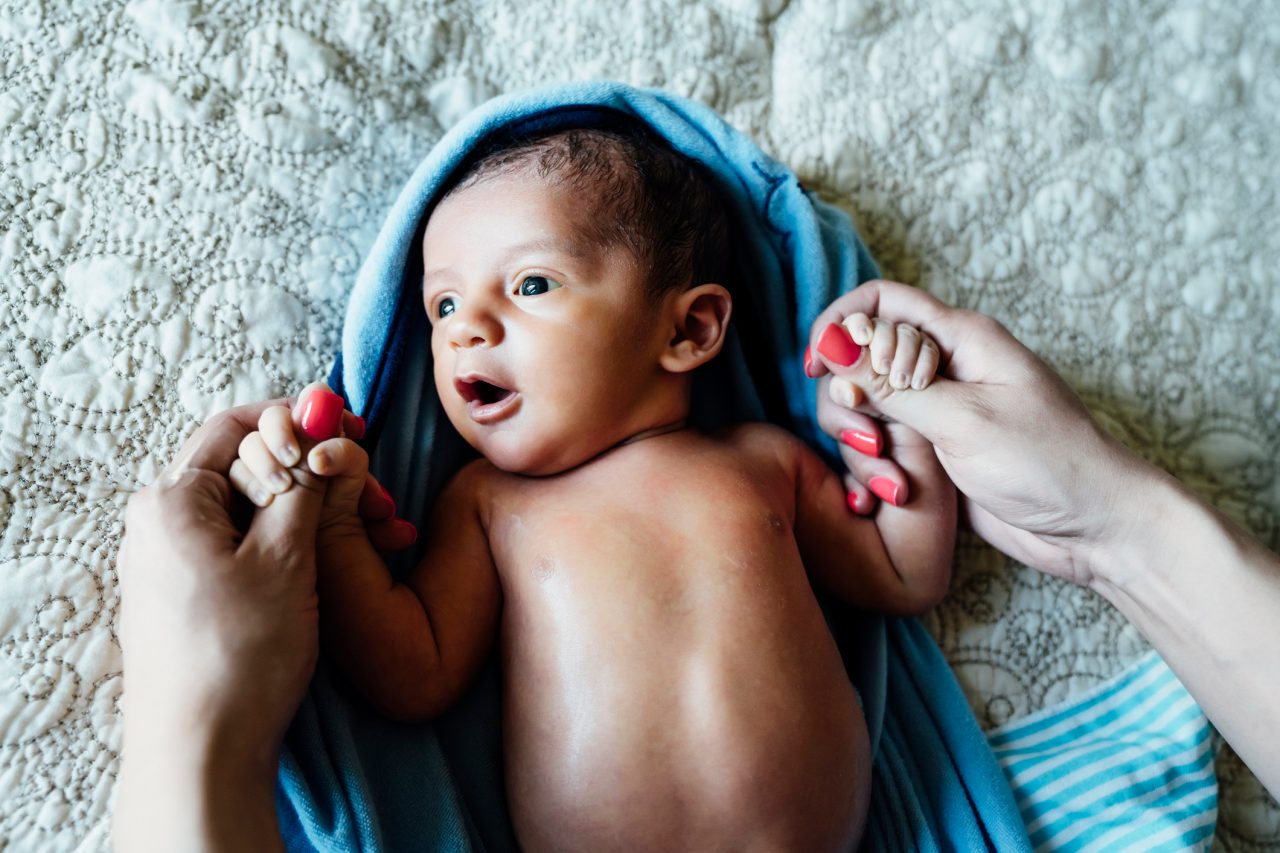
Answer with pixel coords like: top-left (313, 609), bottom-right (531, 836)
top-left (231, 393), bottom-right (500, 722)
top-left (310, 458), bottom-right (501, 721)
top-left (791, 434), bottom-right (955, 614)
top-left (791, 320), bottom-right (957, 614)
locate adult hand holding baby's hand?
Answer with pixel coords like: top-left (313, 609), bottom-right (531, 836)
top-left (230, 382), bottom-right (417, 551)
top-left (115, 395), bottom-right (327, 851)
top-left (807, 279), bottom-right (1144, 587)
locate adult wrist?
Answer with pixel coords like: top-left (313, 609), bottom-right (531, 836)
top-left (116, 715), bottom-right (283, 852)
top-left (1077, 442), bottom-right (1181, 594)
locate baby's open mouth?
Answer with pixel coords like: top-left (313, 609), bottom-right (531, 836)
top-left (455, 375), bottom-right (517, 406)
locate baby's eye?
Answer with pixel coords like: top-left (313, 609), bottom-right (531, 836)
top-left (437, 296), bottom-right (457, 319)
top-left (517, 275), bottom-right (562, 296)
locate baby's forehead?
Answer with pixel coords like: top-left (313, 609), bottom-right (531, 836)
top-left (421, 176), bottom-right (615, 253)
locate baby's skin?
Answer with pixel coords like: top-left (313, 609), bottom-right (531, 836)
top-left (231, 170), bottom-right (955, 851)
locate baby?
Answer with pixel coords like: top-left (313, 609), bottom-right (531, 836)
top-left (231, 126), bottom-right (955, 851)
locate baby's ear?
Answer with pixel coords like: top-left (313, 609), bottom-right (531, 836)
top-left (659, 283), bottom-right (732, 374)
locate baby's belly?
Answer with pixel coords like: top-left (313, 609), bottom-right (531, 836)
top-left (499, 546), bottom-right (870, 853)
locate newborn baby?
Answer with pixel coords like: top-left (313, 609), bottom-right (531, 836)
top-left (232, 126), bottom-right (955, 851)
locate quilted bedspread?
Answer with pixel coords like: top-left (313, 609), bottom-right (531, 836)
top-left (0, 0), bottom-right (1276, 849)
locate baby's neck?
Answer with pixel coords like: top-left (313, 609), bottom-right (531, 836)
top-left (616, 419), bottom-right (690, 448)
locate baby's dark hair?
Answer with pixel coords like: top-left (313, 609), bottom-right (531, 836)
top-left (438, 123), bottom-right (734, 304)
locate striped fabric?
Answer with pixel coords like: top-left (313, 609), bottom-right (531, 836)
top-left (986, 652), bottom-right (1218, 852)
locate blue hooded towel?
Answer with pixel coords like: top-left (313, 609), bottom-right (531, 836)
top-left (276, 81), bottom-right (1038, 852)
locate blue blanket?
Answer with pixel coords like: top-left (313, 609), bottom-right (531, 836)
top-left (275, 80), bottom-right (1047, 851)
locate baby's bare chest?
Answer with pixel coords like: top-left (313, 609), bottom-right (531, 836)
top-left (486, 441), bottom-right (796, 599)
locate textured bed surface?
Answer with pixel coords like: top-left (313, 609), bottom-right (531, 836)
top-left (0, 0), bottom-right (1276, 849)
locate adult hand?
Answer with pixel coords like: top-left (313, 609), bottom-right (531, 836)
top-left (808, 279), bottom-right (1280, 798)
top-left (113, 385), bottom-right (409, 851)
top-left (807, 279), bottom-right (1145, 586)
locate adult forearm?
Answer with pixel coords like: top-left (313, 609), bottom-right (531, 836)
top-left (1087, 463), bottom-right (1280, 796)
top-left (115, 736), bottom-right (282, 852)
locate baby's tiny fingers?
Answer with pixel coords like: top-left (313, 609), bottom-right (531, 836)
top-left (259, 405), bottom-right (301, 467)
top-left (889, 324), bottom-right (922, 390)
top-left (237, 430), bottom-right (293, 495)
top-left (842, 312), bottom-right (875, 346)
top-left (827, 376), bottom-right (864, 410)
top-left (308, 437), bottom-right (369, 480)
top-left (912, 336), bottom-right (941, 389)
top-left (229, 458), bottom-right (274, 508)
top-left (868, 318), bottom-right (896, 375)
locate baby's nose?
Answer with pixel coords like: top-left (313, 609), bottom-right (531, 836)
top-left (447, 302), bottom-right (503, 348)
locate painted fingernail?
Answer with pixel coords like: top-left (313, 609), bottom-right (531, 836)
top-left (300, 390), bottom-right (344, 441)
top-left (868, 476), bottom-right (901, 507)
top-left (840, 429), bottom-right (882, 457)
top-left (846, 491), bottom-right (872, 516)
top-left (380, 484), bottom-right (396, 516)
top-left (349, 415), bottom-right (366, 440)
top-left (268, 470), bottom-right (291, 493)
top-left (396, 519), bottom-right (418, 543)
top-left (817, 323), bottom-right (862, 367)
top-left (803, 346), bottom-right (815, 379)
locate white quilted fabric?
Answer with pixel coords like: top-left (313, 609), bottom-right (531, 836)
top-left (0, 0), bottom-right (1276, 849)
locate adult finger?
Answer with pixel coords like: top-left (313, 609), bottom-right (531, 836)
top-left (358, 472), bottom-right (397, 521)
top-left (816, 378), bottom-right (880, 456)
top-left (842, 471), bottom-right (874, 516)
top-left (366, 517), bottom-right (419, 552)
top-left (839, 443), bottom-right (908, 507)
top-left (294, 382), bottom-right (346, 444)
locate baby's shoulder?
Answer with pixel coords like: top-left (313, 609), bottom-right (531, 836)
top-left (442, 457), bottom-right (502, 500)
top-left (710, 421), bottom-right (806, 469)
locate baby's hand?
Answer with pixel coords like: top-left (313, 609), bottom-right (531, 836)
top-left (837, 313), bottom-right (940, 391)
top-left (228, 383), bottom-right (416, 549)
top-left (807, 316), bottom-right (944, 513)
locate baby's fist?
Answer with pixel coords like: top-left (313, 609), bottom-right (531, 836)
top-left (839, 313), bottom-right (939, 391)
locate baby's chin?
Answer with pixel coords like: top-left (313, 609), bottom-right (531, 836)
top-left (459, 425), bottom-right (609, 478)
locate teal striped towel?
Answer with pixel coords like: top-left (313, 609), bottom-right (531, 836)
top-left (989, 651), bottom-right (1218, 852)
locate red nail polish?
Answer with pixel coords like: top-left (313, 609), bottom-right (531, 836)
top-left (350, 415), bottom-right (366, 440)
top-left (803, 346), bottom-right (814, 378)
top-left (868, 476), bottom-right (901, 507)
top-left (840, 429), bottom-right (882, 458)
top-left (397, 519), bottom-right (418, 543)
top-left (846, 491), bottom-right (870, 515)
top-left (379, 484), bottom-right (396, 516)
top-left (817, 323), bottom-right (862, 367)
top-left (300, 390), bottom-right (344, 441)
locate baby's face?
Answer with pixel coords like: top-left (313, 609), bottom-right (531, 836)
top-left (421, 170), bottom-right (671, 475)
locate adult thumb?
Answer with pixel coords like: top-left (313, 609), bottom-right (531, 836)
top-left (813, 320), bottom-right (963, 448)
